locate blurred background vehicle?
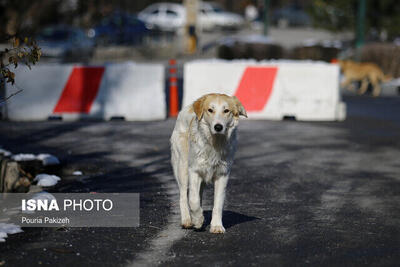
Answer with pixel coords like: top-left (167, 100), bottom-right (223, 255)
top-left (36, 25), bottom-right (94, 63)
top-left (0, 0), bottom-right (398, 91)
top-left (138, 3), bottom-right (186, 32)
top-left (138, 2), bottom-right (244, 33)
top-left (271, 5), bottom-right (312, 28)
top-left (199, 2), bottom-right (244, 31)
top-left (90, 11), bottom-right (152, 46)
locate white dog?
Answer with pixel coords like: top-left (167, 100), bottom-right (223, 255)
top-left (170, 93), bottom-right (247, 233)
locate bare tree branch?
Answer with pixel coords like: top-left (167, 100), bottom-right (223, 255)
top-left (0, 88), bottom-right (23, 106)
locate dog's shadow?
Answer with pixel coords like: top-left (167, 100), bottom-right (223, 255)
top-left (195, 210), bottom-right (259, 232)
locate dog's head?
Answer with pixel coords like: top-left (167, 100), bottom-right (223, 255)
top-left (192, 93), bottom-right (247, 135)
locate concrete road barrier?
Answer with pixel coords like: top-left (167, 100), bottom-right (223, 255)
top-left (5, 62), bottom-right (166, 121)
top-left (183, 59), bottom-right (346, 121)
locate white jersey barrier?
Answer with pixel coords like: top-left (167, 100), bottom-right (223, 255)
top-left (5, 62), bottom-right (165, 121)
top-left (183, 60), bottom-right (346, 121)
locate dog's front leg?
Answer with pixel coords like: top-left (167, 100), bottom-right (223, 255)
top-left (341, 77), bottom-right (354, 91)
top-left (188, 170), bottom-right (204, 229)
top-left (210, 175), bottom-right (228, 234)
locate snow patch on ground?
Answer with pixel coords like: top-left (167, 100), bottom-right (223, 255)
top-left (0, 223), bottom-right (23, 242)
top-left (11, 153), bottom-right (60, 165)
top-left (302, 39), bottom-right (342, 48)
top-left (34, 174), bottom-right (61, 187)
top-left (12, 153), bottom-right (36, 161)
top-left (0, 148), bottom-right (12, 157)
top-left (236, 34), bottom-right (274, 44)
top-left (36, 154), bottom-right (60, 166)
top-left (220, 34), bottom-right (274, 46)
top-left (187, 58), bottom-right (333, 65)
top-left (0, 192), bottom-right (55, 242)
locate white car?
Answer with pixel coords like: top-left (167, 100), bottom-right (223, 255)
top-left (138, 3), bottom-right (185, 32)
top-left (138, 2), bottom-right (244, 32)
top-left (199, 2), bottom-right (244, 31)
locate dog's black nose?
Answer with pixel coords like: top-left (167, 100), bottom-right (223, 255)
top-left (214, 124), bottom-right (223, 132)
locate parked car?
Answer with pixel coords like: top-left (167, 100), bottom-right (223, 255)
top-left (138, 3), bottom-right (185, 32)
top-left (200, 2), bottom-right (244, 31)
top-left (91, 12), bottom-right (151, 45)
top-left (138, 2), bottom-right (244, 32)
top-left (37, 25), bottom-right (94, 63)
top-left (272, 6), bottom-right (311, 28)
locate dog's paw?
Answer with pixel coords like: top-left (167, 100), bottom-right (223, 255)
top-left (210, 225), bottom-right (225, 234)
top-left (181, 218), bottom-right (193, 229)
top-left (192, 215), bottom-right (204, 229)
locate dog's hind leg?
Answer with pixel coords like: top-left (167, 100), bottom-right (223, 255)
top-left (370, 75), bottom-right (382, 97)
top-left (188, 170), bottom-right (204, 229)
top-left (177, 160), bottom-right (192, 228)
top-left (171, 134), bottom-right (192, 228)
top-left (372, 84), bottom-right (382, 97)
top-left (358, 78), bottom-right (369, 95)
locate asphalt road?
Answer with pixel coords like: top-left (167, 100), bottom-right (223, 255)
top-left (1, 95), bottom-right (400, 267)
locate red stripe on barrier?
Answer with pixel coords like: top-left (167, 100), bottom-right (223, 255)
top-left (234, 67), bottom-right (278, 112)
top-left (53, 67), bottom-right (105, 113)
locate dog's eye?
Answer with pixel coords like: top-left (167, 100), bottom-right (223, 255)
top-left (224, 109), bottom-right (230, 113)
top-left (208, 108), bottom-right (213, 113)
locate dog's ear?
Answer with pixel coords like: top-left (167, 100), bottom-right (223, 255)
top-left (232, 96), bottom-right (247, 118)
top-left (193, 96), bottom-right (206, 121)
